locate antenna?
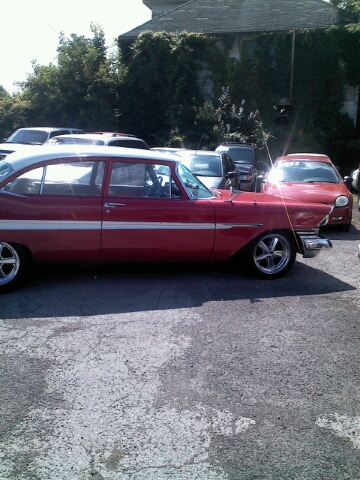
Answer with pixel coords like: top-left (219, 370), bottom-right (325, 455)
top-left (195, 134), bottom-right (204, 152)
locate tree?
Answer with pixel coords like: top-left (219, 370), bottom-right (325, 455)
top-left (16, 24), bottom-right (125, 130)
top-left (118, 31), bottom-right (217, 145)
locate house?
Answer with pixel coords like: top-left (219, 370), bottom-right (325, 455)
top-left (122, 0), bottom-right (339, 41)
top-left (119, 0), bottom-right (358, 126)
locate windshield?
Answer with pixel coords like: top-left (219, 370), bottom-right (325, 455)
top-left (177, 163), bottom-right (214, 198)
top-left (228, 148), bottom-right (254, 164)
top-left (0, 159), bottom-right (14, 181)
top-left (179, 154), bottom-right (222, 177)
top-left (6, 129), bottom-right (48, 145)
top-left (268, 161), bottom-right (341, 184)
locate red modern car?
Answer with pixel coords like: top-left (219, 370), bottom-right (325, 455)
top-left (262, 154), bottom-right (353, 231)
top-left (0, 146), bottom-right (333, 292)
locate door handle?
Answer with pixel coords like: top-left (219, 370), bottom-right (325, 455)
top-left (104, 202), bottom-right (127, 207)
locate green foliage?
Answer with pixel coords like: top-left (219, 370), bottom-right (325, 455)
top-left (117, 31), bottom-right (215, 145)
top-left (194, 87), bottom-right (259, 148)
top-left (1, 25), bottom-right (125, 132)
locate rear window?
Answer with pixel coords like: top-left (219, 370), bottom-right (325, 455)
top-left (107, 139), bottom-right (150, 149)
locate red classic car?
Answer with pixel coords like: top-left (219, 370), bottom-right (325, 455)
top-left (0, 146), bottom-right (333, 292)
top-left (262, 153), bottom-right (353, 231)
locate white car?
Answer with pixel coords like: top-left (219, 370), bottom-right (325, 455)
top-left (351, 168), bottom-right (359, 192)
top-left (0, 127), bottom-right (85, 160)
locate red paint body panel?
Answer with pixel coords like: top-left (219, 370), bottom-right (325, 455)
top-left (0, 193), bottom-right (102, 261)
top-left (101, 197), bottom-right (216, 259)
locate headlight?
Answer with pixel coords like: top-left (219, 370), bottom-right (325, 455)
top-left (335, 195), bottom-right (349, 207)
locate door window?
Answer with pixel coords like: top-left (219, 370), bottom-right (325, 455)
top-left (108, 162), bottom-right (181, 198)
top-left (1, 161), bottom-right (105, 196)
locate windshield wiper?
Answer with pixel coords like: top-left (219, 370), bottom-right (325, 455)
top-left (306, 180), bottom-right (337, 184)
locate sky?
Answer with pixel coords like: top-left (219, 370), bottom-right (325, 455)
top-left (0, 0), bottom-right (152, 94)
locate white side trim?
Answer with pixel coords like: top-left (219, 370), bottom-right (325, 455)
top-left (0, 219), bottom-right (263, 231)
top-left (102, 222), bottom-right (215, 230)
top-left (0, 220), bottom-right (101, 230)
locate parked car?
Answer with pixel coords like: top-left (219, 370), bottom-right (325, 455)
top-left (0, 143), bottom-right (34, 161)
top-left (174, 149), bottom-right (241, 190)
top-left (350, 167), bottom-right (359, 192)
top-left (90, 132), bottom-right (136, 137)
top-left (215, 143), bottom-right (269, 192)
top-left (44, 133), bottom-right (150, 150)
top-left (0, 145), bottom-right (333, 291)
top-left (4, 127), bottom-right (85, 145)
top-left (0, 127), bottom-right (85, 160)
top-left (151, 147), bottom-right (188, 154)
top-left (262, 153), bottom-right (353, 231)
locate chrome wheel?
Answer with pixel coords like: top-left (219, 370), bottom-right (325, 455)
top-left (251, 233), bottom-right (295, 278)
top-left (0, 243), bottom-right (20, 286)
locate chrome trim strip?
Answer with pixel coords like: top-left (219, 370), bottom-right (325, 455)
top-left (0, 220), bottom-right (101, 230)
top-left (0, 219), bottom-right (263, 231)
top-left (297, 234), bottom-right (332, 258)
top-left (102, 222), bottom-right (215, 230)
top-left (217, 223), bottom-right (263, 229)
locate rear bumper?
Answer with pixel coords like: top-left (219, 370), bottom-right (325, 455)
top-left (297, 234), bottom-right (333, 258)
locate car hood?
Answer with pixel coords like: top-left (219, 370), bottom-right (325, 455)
top-left (0, 143), bottom-right (35, 154)
top-left (263, 182), bottom-right (350, 204)
top-left (235, 163), bottom-right (253, 172)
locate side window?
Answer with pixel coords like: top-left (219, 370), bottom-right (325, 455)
top-left (42, 161), bottom-right (105, 196)
top-left (108, 162), bottom-right (181, 198)
top-left (49, 130), bottom-right (70, 138)
top-left (1, 162), bottom-right (105, 197)
top-left (223, 154), bottom-right (235, 174)
top-left (1, 167), bottom-right (44, 194)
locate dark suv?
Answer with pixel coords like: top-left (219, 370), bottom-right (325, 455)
top-left (215, 143), bottom-right (269, 192)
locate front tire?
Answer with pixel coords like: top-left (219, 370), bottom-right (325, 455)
top-left (242, 231), bottom-right (297, 279)
top-left (0, 243), bottom-right (31, 293)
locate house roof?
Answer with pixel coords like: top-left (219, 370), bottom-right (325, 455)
top-left (120, 0), bottom-right (339, 40)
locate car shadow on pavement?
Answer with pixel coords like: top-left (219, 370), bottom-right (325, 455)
top-left (320, 224), bottom-right (360, 240)
top-left (2, 259), bottom-right (356, 320)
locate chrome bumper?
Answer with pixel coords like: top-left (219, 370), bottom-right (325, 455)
top-left (297, 235), bottom-right (333, 258)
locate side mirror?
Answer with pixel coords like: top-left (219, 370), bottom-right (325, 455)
top-left (227, 171), bottom-right (238, 179)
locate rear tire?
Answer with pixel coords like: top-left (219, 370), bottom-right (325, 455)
top-left (241, 231), bottom-right (297, 279)
top-left (0, 243), bottom-right (32, 293)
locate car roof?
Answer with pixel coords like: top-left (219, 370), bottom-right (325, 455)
top-left (175, 150), bottom-right (221, 156)
top-left (2, 145), bottom-right (180, 174)
top-left (49, 133), bottom-right (146, 142)
top-left (90, 131), bottom-right (136, 137)
top-left (50, 133), bottom-right (115, 140)
top-left (276, 153), bottom-right (332, 163)
top-left (13, 127), bottom-right (84, 133)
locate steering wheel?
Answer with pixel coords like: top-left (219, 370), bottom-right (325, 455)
top-left (147, 182), bottom-right (164, 198)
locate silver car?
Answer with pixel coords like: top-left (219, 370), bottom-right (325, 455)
top-left (174, 150), bottom-right (240, 190)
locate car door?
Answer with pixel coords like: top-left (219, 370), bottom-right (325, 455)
top-left (0, 158), bottom-right (104, 262)
top-left (101, 159), bottom-right (216, 259)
